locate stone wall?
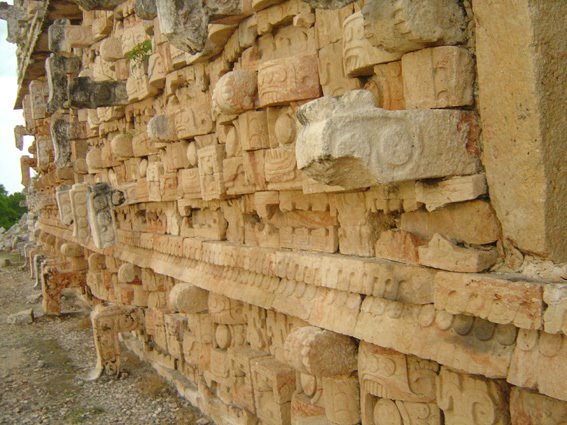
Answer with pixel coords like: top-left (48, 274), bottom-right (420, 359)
top-left (7, 0), bottom-right (567, 423)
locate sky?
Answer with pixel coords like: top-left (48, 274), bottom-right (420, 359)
top-left (0, 16), bottom-right (29, 194)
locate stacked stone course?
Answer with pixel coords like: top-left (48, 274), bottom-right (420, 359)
top-left (4, 0), bottom-right (567, 423)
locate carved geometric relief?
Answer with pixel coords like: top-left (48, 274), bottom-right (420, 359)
top-left (296, 90), bottom-right (480, 189)
top-left (258, 55), bottom-right (321, 107)
top-left (198, 144), bottom-right (226, 201)
top-left (55, 185), bottom-right (73, 225)
top-left (437, 367), bottom-right (509, 425)
top-left (70, 183), bottom-right (90, 244)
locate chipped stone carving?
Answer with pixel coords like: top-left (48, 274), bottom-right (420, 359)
top-left (296, 90), bottom-right (480, 189)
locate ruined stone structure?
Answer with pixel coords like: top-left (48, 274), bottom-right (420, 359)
top-left (5, 0), bottom-right (567, 423)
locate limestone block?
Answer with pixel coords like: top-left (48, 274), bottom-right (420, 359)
top-left (87, 183), bottom-right (123, 249)
top-left (100, 37), bottom-right (123, 62)
top-left (36, 137), bottom-right (53, 171)
top-left (50, 114), bottom-right (71, 169)
top-left (134, 0), bottom-right (157, 19)
top-left (156, 0), bottom-right (208, 54)
top-left (362, 0), bottom-right (467, 54)
top-left (284, 326), bottom-right (357, 377)
top-left (473, 0), bottom-right (567, 262)
top-left (322, 376), bottom-right (360, 425)
top-left (319, 41), bottom-right (361, 96)
top-left (374, 230), bottom-right (425, 265)
top-left (13, 125), bottom-right (26, 151)
top-left (419, 234), bottom-right (498, 273)
top-left (238, 110), bottom-right (269, 151)
top-left (543, 284), bottom-right (567, 335)
top-left (110, 134), bottom-right (133, 160)
top-left (258, 55), bottom-right (321, 106)
top-left (510, 387), bottom-right (567, 425)
top-left (56, 186), bottom-right (73, 226)
top-left (296, 90), bottom-right (480, 189)
top-left (69, 78), bottom-right (128, 109)
top-left (198, 144), bottom-right (226, 201)
top-left (174, 93), bottom-right (214, 139)
top-left (437, 368), bottom-right (510, 425)
top-left (402, 46), bottom-right (474, 109)
top-left (90, 305), bottom-right (143, 379)
top-left (169, 283), bottom-right (209, 313)
top-left (29, 80), bottom-right (48, 120)
top-left (117, 263), bottom-right (141, 283)
top-left (126, 65), bottom-right (158, 103)
top-left (364, 61), bottom-right (405, 110)
top-left (400, 200), bottom-right (501, 245)
top-left (251, 356), bottom-right (296, 425)
top-left (70, 0), bottom-right (126, 10)
top-left (70, 183), bottom-right (90, 244)
top-left (364, 398), bottom-right (441, 425)
top-left (359, 341), bottom-right (438, 403)
top-left (355, 298), bottom-right (517, 378)
top-left (208, 293), bottom-right (246, 325)
top-left (46, 54), bottom-right (81, 114)
top-left (416, 174), bottom-right (487, 212)
top-left (303, 0), bottom-right (356, 8)
top-left (147, 114), bottom-right (177, 142)
top-left (49, 23), bottom-right (94, 56)
top-left (229, 346), bottom-right (269, 413)
top-left (343, 12), bottom-right (402, 77)
top-left (434, 272), bottom-right (543, 330)
top-left (264, 146), bottom-right (302, 190)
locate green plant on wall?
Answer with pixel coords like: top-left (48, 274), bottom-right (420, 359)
top-left (124, 40), bottom-right (152, 67)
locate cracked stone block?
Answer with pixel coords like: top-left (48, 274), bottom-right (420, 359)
top-left (362, 0), bottom-right (467, 54)
top-left (302, 0), bottom-right (357, 8)
top-left (296, 90), bottom-right (480, 189)
top-left (46, 54), bottom-right (81, 114)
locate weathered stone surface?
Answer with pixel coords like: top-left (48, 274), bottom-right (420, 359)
top-left (401, 200), bottom-right (501, 245)
top-left (374, 229), bottom-right (425, 265)
top-left (168, 283), bottom-right (209, 313)
top-left (437, 368), bottom-right (510, 425)
top-left (362, 0), bottom-right (467, 54)
top-left (474, 0), bottom-right (567, 262)
top-left (508, 330), bottom-right (567, 402)
top-left (356, 298), bottom-right (517, 378)
top-left (14, 125), bottom-right (27, 151)
top-left (49, 21), bottom-right (94, 56)
top-left (419, 233), bottom-right (498, 273)
top-left (50, 114), bottom-right (71, 169)
top-left (416, 174), bottom-right (487, 212)
top-left (296, 90), bottom-right (480, 189)
top-left (134, 0), bottom-right (157, 20)
top-left (100, 37), bottom-right (123, 62)
top-left (359, 341), bottom-right (438, 403)
top-left (69, 77), bottom-right (128, 109)
top-left (258, 55), bottom-right (321, 106)
top-left (156, 0), bottom-right (209, 54)
top-left (402, 46), bottom-right (474, 109)
top-left (70, 0), bottom-right (126, 10)
top-left (302, 0), bottom-right (356, 8)
top-left (510, 387), bottom-right (567, 425)
top-left (284, 326), bottom-right (357, 377)
top-left (86, 183), bottom-right (124, 249)
top-left (434, 271), bottom-right (543, 330)
top-left (342, 12), bottom-right (401, 77)
top-left (212, 70), bottom-right (257, 115)
top-left (46, 54), bottom-right (81, 114)
top-left (543, 284), bottom-right (567, 335)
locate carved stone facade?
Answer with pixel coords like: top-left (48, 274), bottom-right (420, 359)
top-left (7, 0), bottom-right (567, 423)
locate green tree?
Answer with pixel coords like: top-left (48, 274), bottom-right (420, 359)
top-left (0, 184), bottom-right (27, 230)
